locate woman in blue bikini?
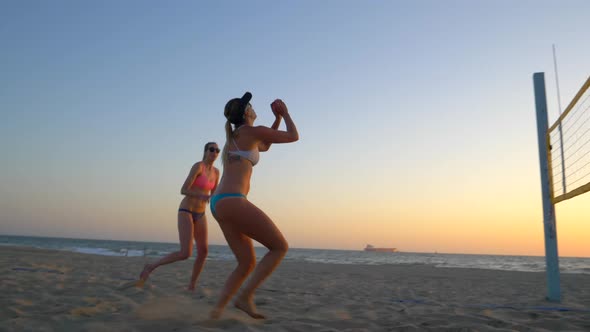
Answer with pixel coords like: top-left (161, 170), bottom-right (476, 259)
top-left (139, 142), bottom-right (220, 291)
top-left (209, 92), bottom-right (299, 319)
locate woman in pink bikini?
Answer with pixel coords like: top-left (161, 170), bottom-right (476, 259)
top-left (139, 142), bottom-right (220, 291)
top-left (209, 92), bottom-right (299, 319)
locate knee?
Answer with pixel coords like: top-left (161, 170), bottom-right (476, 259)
top-left (272, 239), bottom-right (289, 257)
top-left (237, 257), bottom-right (256, 276)
top-left (178, 251), bottom-right (192, 260)
top-left (278, 239), bottom-right (289, 253)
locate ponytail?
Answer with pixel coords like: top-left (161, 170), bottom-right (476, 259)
top-left (222, 95), bottom-right (248, 166)
top-left (222, 120), bottom-right (233, 166)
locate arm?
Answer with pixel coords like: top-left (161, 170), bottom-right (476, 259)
top-left (258, 112), bottom-right (282, 152)
top-left (253, 99), bottom-right (298, 145)
top-left (180, 162), bottom-right (206, 198)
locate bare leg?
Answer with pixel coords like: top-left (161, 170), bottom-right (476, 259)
top-left (210, 223), bottom-right (256, 319)
top-left (188, 215), bottom-right (209, 291)
top-left (210, 197), bottom-right (288, 319)
top-left (139, 212), bottom-right (194, 281)
top-left (233, 249), bottom-right (286, 319)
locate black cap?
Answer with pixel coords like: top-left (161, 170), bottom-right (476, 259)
top-left (240, 92), bottom-right (252, 106)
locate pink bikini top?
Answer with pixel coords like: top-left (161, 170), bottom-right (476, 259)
top-left (192, 168), bottom-right (215, 191)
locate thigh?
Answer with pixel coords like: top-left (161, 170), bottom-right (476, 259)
top-left (178, 212), bottom-right (195, 254)
top-left (193, 214), bottom-right (208, 249)
top-left (218, 218), bottom-right (256, 264)
top-left (215, 198), bottom-right (287, 251)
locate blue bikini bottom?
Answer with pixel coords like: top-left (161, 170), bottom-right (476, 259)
top-left (209, 193), bottom-right (246, 215)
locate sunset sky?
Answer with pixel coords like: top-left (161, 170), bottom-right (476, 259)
top-left (2, 1), bottom-right (590, 257)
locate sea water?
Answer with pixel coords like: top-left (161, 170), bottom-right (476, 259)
top-left (1, 235), bottom-right (589, 274)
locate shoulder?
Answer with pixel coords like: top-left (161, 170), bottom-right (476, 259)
top-left (236, 125), bottom-right (269, 142)
top-left (192, 162), bottom-right (203, 171)
top-left (240, 125), bottom-right (270, 132)
top-left (247, 125), bottom-right (272, 135)
top-left (253, 125), bottom-right (271, 130)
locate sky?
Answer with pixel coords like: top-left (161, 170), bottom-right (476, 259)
top-left (2, 0), bottom-right (590, 257)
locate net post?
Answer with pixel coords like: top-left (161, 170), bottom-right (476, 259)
top-left (533, 72), bottom-right (561, 302)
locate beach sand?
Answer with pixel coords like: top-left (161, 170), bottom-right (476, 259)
top-left (1, 246), bottom-right (589, 331)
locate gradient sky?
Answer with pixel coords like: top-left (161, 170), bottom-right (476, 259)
top-left (2, 1), bottom-right (590, 257)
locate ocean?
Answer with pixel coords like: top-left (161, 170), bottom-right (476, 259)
top-left (1, 235), bottom-right (589, 274)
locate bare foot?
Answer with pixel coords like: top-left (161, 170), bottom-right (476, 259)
top-left (187, 284), bottom-right (195, 291)
top-left (234, 297), bottom-right (265, 319)
top-left (209, 307), bottom-right (223, 319)
top-left (139, 264), bottom-right (153, 282)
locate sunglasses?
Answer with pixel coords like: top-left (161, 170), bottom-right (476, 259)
top-left (208, 147), bottom-right (221, 153)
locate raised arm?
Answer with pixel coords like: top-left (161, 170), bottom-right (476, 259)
top-left (270, 113), bottom-right (282, 131)
top-left (258, 106), bottom-right (283, 151)
top-left (253, 99), bottom-right (298, 146)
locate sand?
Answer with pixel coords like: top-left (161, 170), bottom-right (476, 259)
top-left (1, 246), bottom-right (589, 331)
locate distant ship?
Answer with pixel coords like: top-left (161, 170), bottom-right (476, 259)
top-left (364, 244), bottom-right (397, 253)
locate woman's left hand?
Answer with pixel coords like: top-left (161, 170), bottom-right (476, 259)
top-left (271, 107), bottom-right (282, 119)
top-left (271, 99), bottom-right (288, 116)
top-left (271, 100), bottom-right (284, 118)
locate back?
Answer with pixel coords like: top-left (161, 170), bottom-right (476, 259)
top-left (216, 126), bottom-right (260, 195)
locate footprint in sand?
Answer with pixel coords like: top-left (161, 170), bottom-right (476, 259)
top-left (70, 301), bottom-right (117, 317)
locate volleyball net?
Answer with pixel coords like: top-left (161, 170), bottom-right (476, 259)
top-left (547, 76), bottom-right (590, 203)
